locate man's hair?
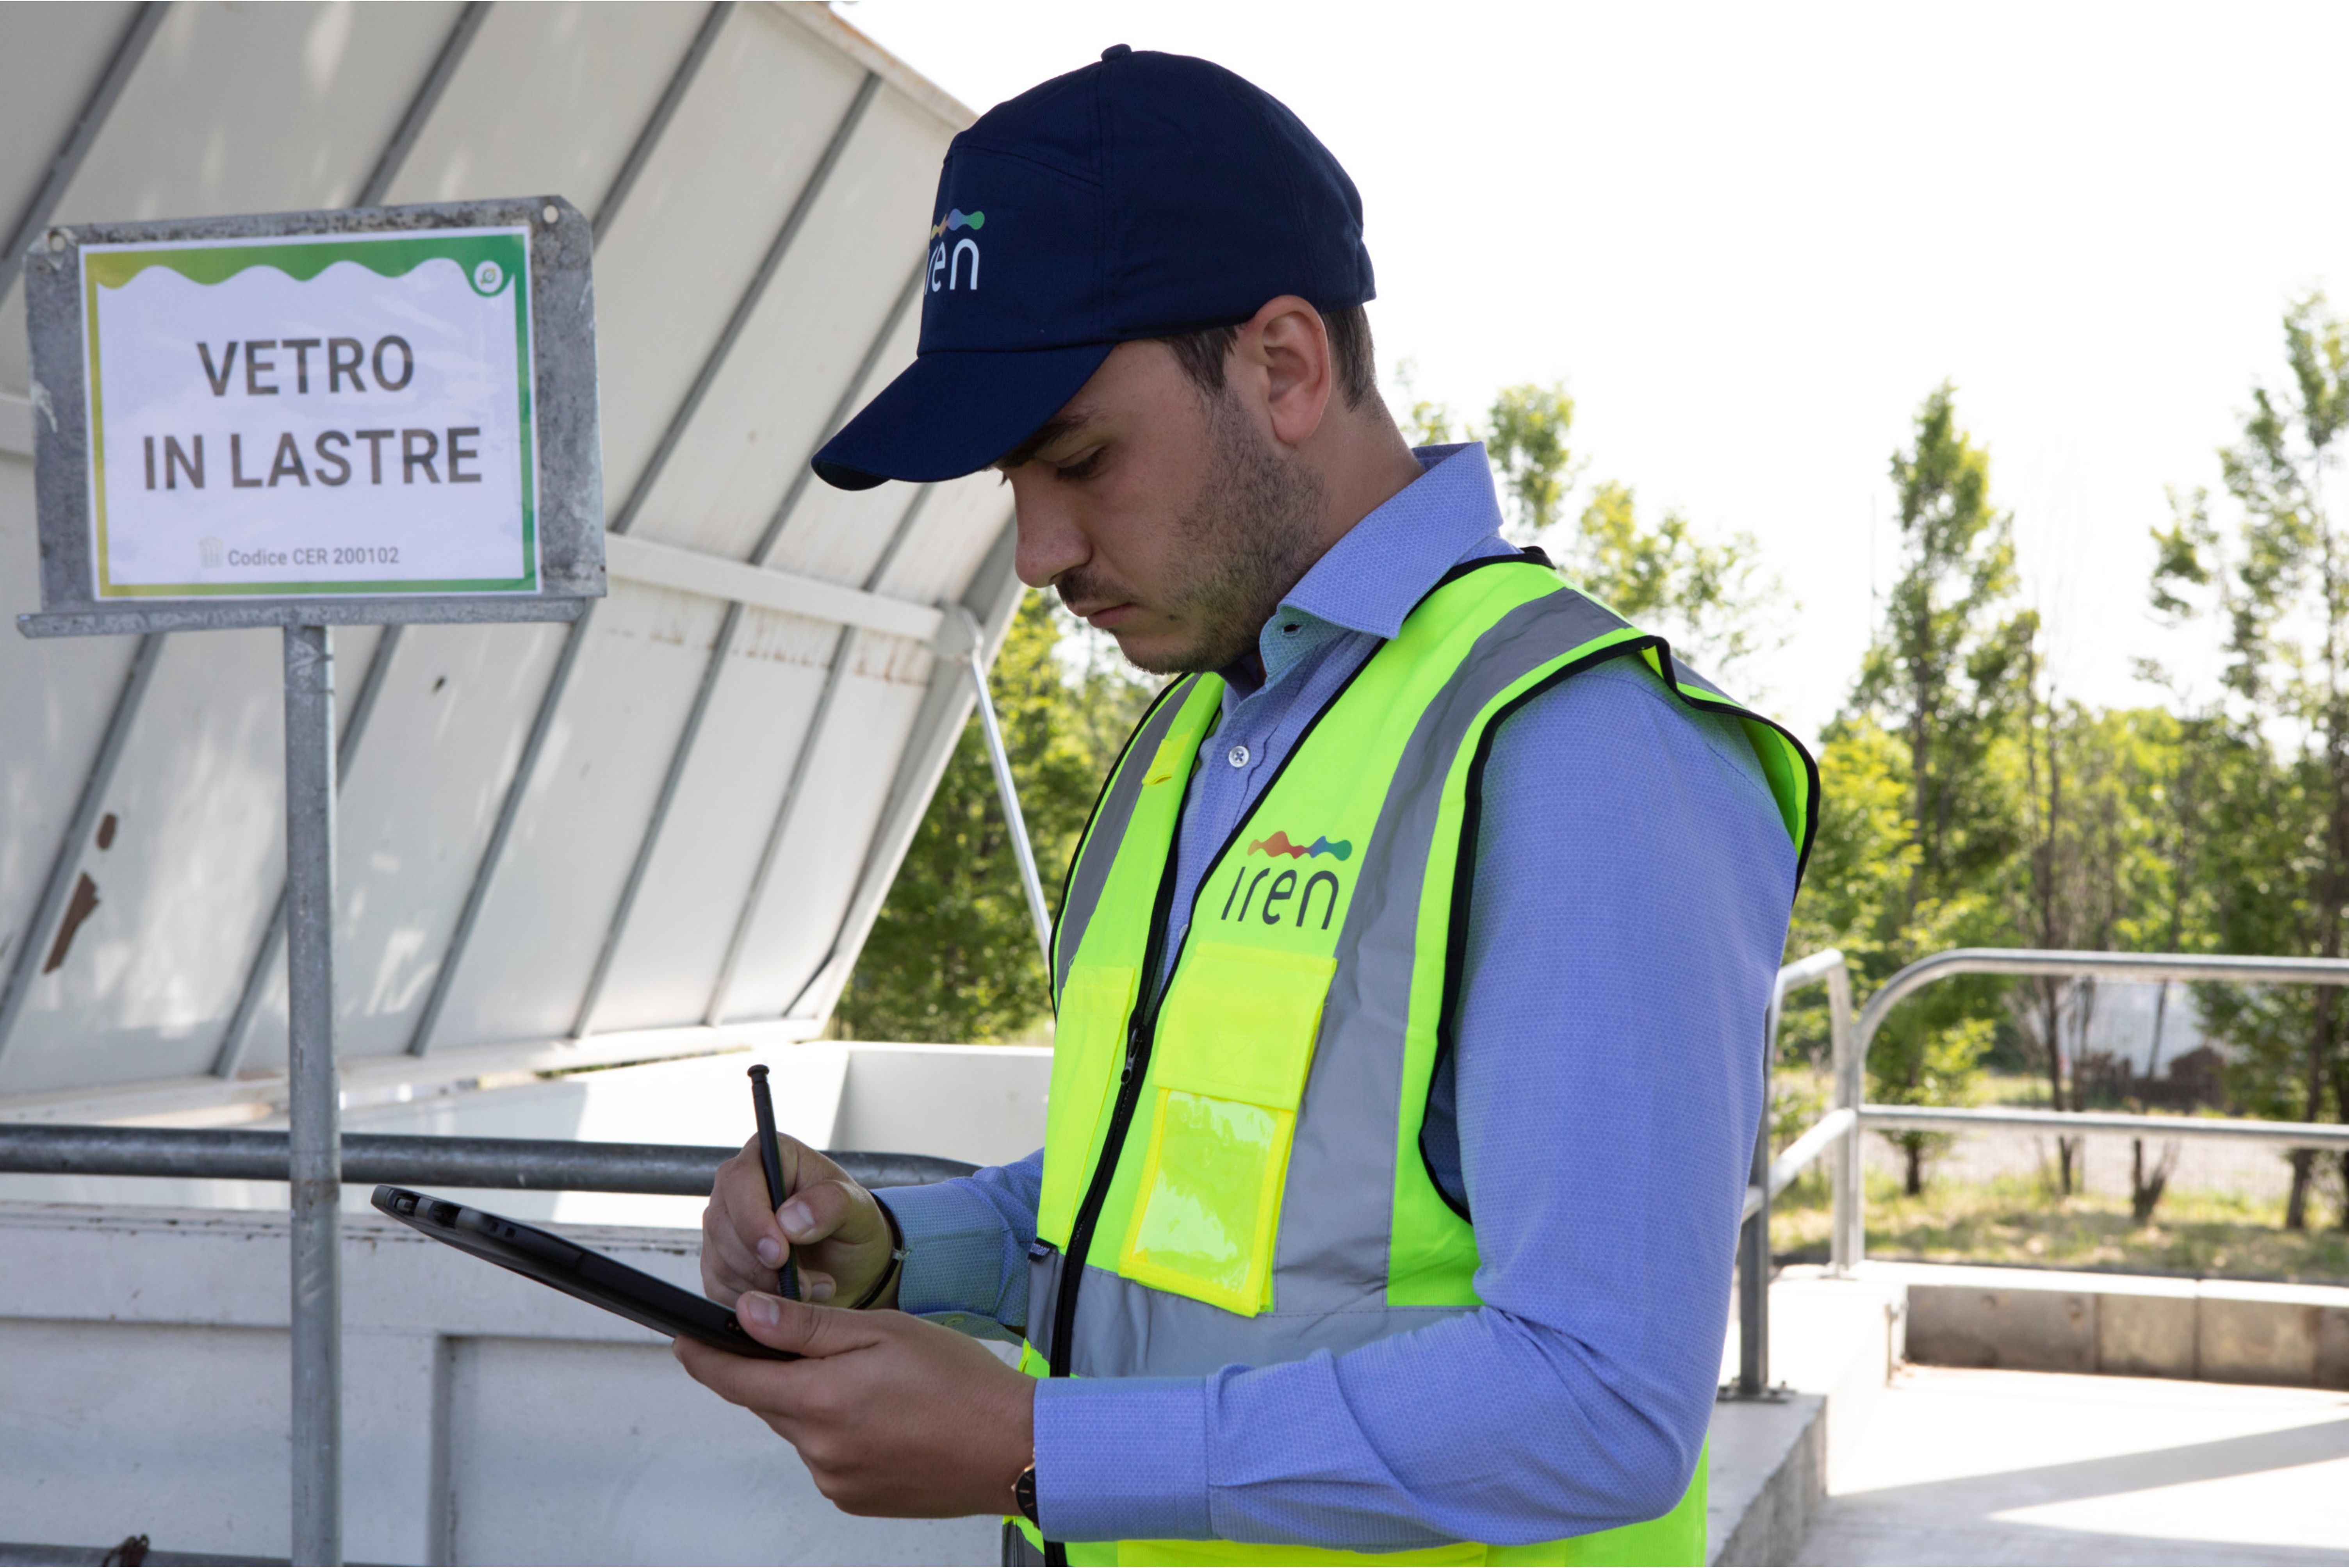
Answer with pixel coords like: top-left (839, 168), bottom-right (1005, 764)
top-left (1159, 304), bottom-right (1379, 413)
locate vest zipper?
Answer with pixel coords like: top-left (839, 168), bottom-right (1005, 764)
top-left (1046, 846), bottom-right (1186, 1379)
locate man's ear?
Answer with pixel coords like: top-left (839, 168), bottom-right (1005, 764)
top-left (1237, 295), bottom-right (1332, 451)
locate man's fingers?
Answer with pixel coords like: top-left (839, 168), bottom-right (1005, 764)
top-left (777, 1177), bottom-right (864, 1246)
top-left (673, 1335), bottom-right (803, 1427)
top-left (700, 1165), bottom-right (776, 1303)
top-left (734, 1289), bottom-right (880, 1359)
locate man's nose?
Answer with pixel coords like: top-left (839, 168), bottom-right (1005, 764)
top-left (1011, 485), bottom-right (1087, 589)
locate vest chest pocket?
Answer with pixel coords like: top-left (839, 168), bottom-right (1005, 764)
top-left (1117, 943), bottom-right (1336, 1316)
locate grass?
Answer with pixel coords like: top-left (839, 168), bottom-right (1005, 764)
top-left (1769, 1169), bottom-right (2349, 1285)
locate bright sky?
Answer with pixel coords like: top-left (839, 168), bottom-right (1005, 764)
top-left (835, 1), bottom-right (2349, 740)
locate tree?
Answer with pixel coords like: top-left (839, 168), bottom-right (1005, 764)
top-left (1854, 383), bottom-right (2030, 921)
top-left (1563, 481), bottom-right (1791, 687)
top-left (2152, 294), bottom-right (2349, 1229)
top-left (836, 594), bottom-right (1154, 1043)
top-left (2004, 663), bottom-right (2178, 1192)
top-left (1410, 376), bottom-right (1793, 689)
top-left (1840, 383), bottom-right (2029, 1192)
top-left (1481, 382), bottom-right (1579, 538)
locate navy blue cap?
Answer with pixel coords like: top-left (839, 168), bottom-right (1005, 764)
top-left (812, 47), bottom-right (1374, 490)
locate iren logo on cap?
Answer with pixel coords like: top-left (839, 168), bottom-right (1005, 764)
top-left (1247, 831), bottom-right (1352, 861)
top-left (927, 208), bottom-right (984, 294)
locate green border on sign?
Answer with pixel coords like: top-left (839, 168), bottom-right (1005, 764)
top-left (85, 229), bottom-right (538, 598)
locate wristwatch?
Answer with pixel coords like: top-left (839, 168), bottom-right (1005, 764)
top-left (848, 1196), bottom-right (908, 1310)
top-left (1013, 1462), bottom-right (1039, 1527)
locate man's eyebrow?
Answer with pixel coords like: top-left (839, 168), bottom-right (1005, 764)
top-left (994, 412), bottom-right (1093, 471)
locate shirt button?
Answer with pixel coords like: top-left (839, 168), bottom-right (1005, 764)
top-left (1227, 744), bottom-right (1251, 769)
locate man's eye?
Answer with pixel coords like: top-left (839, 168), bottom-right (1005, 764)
top-left (1054, 450), bottom-right (1105, 481)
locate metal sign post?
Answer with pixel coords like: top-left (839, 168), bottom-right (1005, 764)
top-left (18, 198), bottom-right (604, 1565)
top-left (283, 622), bottom-right (341, 1564)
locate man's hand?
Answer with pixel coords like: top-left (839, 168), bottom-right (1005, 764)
top-left (702, 1135), bottom-right (898, 1309)
top-left (674, 1292), bottom-right (1035, 1517)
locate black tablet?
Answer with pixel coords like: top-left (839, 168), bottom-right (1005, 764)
top-left (371, 1184), bottom-right (795, 1361)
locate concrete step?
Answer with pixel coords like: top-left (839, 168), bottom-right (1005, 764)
top-left (1881, 1262), bottom-right (2349, 1389)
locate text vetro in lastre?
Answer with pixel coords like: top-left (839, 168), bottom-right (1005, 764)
top-left (84, 229), bottom-right (540, 598)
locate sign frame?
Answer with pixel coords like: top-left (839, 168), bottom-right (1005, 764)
top-left (17, 197), bottom-right (604, 638)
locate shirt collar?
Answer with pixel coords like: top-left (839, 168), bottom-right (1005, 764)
top-left (1278, 442), bottom-right (1511, 641)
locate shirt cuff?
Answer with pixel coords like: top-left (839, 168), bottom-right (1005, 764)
top-left (875, 1180), bottom-right (1025, 1335)
top-left (1035, 1375), bottom-right (1212, 1543)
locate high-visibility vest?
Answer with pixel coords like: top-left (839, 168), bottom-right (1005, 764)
top-left (1015, 556), bottom-right (1815, 1566)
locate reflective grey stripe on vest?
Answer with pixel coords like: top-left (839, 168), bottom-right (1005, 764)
top-left (1052, 679), bottom-right (1199, 999)
top-left (1027, 1249), bottom-right (1477, 1375)
top-left (1057, 586), bottom-right (1635, 1378)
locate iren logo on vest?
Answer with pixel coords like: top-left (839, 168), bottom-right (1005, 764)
top-left (1246, 831), bottom-right (1351, 861)
top-left (927, 208), bottom-right (983, 293)
top-left (1219, 831), bottom-right (1351, 930)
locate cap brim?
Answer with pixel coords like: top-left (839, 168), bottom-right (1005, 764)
top-left (811, 342), bottom-right (1116, 491)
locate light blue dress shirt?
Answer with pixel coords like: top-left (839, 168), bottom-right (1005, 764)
top-left (880, 444), bottom-right (1798, 1548)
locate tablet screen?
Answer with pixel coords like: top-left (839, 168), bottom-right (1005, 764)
top-left (371, 1185), bottom-right (797, 1361)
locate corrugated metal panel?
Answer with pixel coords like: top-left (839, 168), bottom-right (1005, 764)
top-left (0, 4), bottom-right (1018, 1098)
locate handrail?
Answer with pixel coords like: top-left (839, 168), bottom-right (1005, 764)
top-left (0, 1123), bottom-right (977, 1194)
top-left (1746, 1099), bottom-right (2349, 1227)
top-left (1741, 1105), bottom-right (1855, 1223)
top-left (1859, 1103), bottom-right (2349, 1149)
top-left (1854, 948), bottom-right (2349, 1064)
top-left (1731, 948), bottom-right (1854, 1399)
top-left (1742, 946), bottom-right (2349, 1369)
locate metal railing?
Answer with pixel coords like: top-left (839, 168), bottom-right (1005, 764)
top-left (1730, 948), bottom-right (1853, 1398)
top-left (1732, 945), bottom-right (2349, 1400)
top-left (0, 1123), bottom-right (977, 1193)
top-left (18, 951), bottom-right (2349, 1447)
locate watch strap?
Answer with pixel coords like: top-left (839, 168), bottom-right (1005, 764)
top-left (849, 1194), bottom-right (908, 1311)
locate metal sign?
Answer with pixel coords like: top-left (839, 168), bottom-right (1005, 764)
top-left (14, 196), bottom-right (603, 1568)
top-left (19, 198), bottom-right (603, 636)
top-left (84, 227), bottom-right (540, 599)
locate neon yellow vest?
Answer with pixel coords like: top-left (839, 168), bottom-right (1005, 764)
top-left (1016, 559), bottom-right (1814, 1566)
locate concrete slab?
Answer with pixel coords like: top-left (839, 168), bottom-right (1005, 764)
top-left (1907, 1280), bottom-right (2096, 1373)
top-left (2200, 1297), bottom-right (2321, 1387)
top-left (1875, 1262), bottom-right (2349, 1391)
top-left (2322, 1305), bottom-right (2349, 1390)
top-left (1708, 1395), bottom-right (1823, 1567)
top-left (2098, 1291), bottom-right (2199, 1380)
top-left (1795, 1366), bottom-right (2349, 1566)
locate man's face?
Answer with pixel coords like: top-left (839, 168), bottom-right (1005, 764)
top-left (1001, 340), bottom-right (1324, 674)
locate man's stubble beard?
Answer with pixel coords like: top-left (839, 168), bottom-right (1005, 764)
top-left (1072, 390), bottom-right (1327, 676)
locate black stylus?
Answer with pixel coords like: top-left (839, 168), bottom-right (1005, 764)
top-left (747, 1064), bottom-right (799, 1301)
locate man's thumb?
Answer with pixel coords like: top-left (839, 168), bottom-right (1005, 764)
top-left (734, 1288), bottom-right (863, 1357)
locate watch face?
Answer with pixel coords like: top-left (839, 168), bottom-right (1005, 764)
top-left (1016, 1463), bottom-right (1040, 1524)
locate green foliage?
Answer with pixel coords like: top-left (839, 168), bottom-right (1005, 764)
top-left (835, 593), bottom-right (1154, 1043)
top-left (2147, 293), bottom-right (2349, 1226)
top-left (1398, 371), bottom-right (1791, 686)
top-left (1563, 481), bottom-right (1789, 683)
top-left (1822, 385), bottom-right (2032, 1184)
top-left (1482, 383), bottom-right (1578, 537)
top-left (1392, 358), bottom-right (1459, 450)
top-left (1850, 383), bottom-right (2028, 918)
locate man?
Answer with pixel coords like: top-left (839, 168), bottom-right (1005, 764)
top-left (677, 46), bottom-right (1812, 1567)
